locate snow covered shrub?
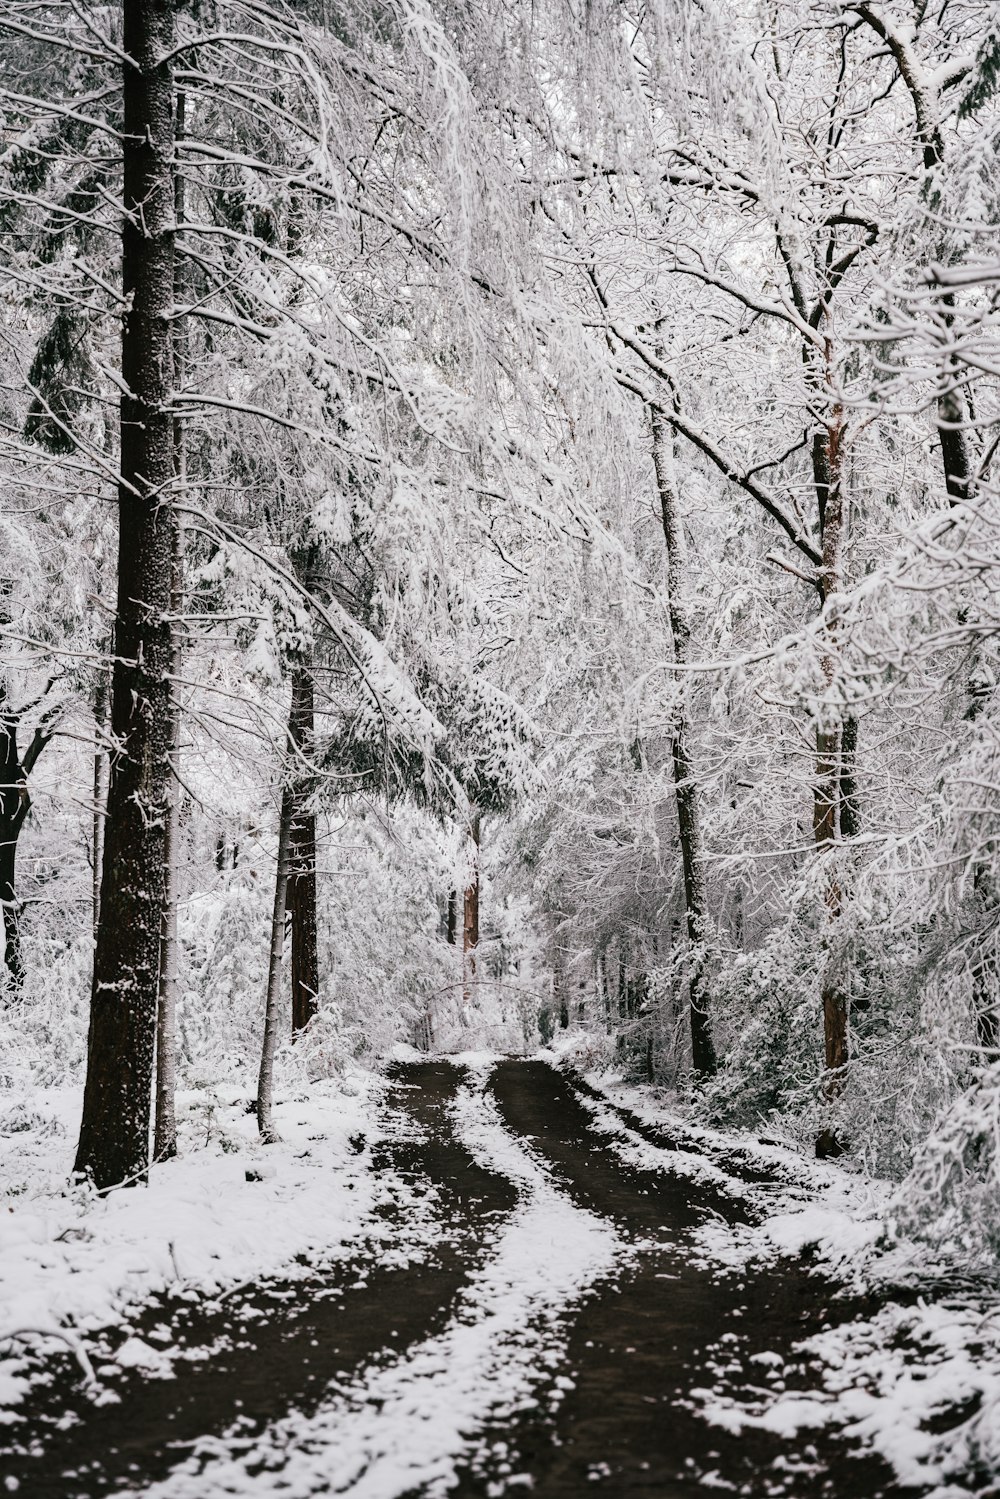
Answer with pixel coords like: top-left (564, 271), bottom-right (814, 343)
top-left (0, 933), bottom-right (92, 1087)
top-left (699, 918), bottom-right (822, 1131)
top-left (890, 1065), bottom-right (1000, 1264)
top-left (177, 875), bottom-right (271, 1077)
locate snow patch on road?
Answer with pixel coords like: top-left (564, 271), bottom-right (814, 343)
top-left (692, 1295), bottom-right (1000, 1498)
top-left (579, 1070), bottom-right (889, 1282)
top-left (574, 1088), bottom-right (752, 1199)
top-left (585, 1076), bottom-right (1000, 1496)
top-left (129, 1070), bottom-right (621, 1499)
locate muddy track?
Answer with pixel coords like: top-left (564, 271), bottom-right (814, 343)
top-left (444, 1060), bottom-right (900, 1498)
top-left (3, 1058), bottom-right (940, 1498)
top-left (2, 1062), bottom-right (516, 1499)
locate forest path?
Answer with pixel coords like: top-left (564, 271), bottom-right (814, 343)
top-left (4, 1059), bottom-right (924, 1498)
top-left (2, 1062), bottom-right (517, 1499)
top-left (448, 1059), bottom-right (898, 1497)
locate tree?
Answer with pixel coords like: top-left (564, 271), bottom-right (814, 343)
top-left (75, 0), bottom-right (177, 1190)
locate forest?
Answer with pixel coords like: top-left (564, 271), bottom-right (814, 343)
top-left (3, 0), bottom-right (1000, 1493)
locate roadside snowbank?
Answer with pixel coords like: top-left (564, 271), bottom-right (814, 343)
top-left (0, 1072), bottom-right (407, 1414)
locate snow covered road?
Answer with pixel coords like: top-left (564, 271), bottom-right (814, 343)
top-left (3, 1059), bottom-right (991, 1497)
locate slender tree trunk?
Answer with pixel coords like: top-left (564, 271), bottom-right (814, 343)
top-left (618, 946), bottom-right (627, 1022)
top-left (0, 701), bottom-right (25, 991)
top-left (446, 888), bottom-right (458, 945)
top-left (258, 785), bottom-right (292, 1144)
top-left (75, 0), bottom-right (176, 1190)
top-left (555, 944), bottom-right (568, 1029)
top-left (651, 407), bottom-right (717, 1076)
top-left (288, 663), bottom-right (319, 1035)
top-left (462, 805), bottom-right (480, 1008)
top-left (839, 716), bottom-right (860, 841)
top-left (92, 664), bottom-right (108, 941)
top-left (813, 402), bottom-right (849, 1114)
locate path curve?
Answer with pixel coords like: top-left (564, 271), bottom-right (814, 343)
top-left (2, 1059), bottom-right (937, 1498)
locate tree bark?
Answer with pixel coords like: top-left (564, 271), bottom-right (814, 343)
top-left (555, 943), bottom-right (568, 1029)
top-left (813, 402), bottom-right (849, 1095)
top-left (75, 0), bottom-right (176, 1191)
top-left (0, 701), bottom-right (26, 991)
top-left (154, 89), bottom-right (187, 1164)
top-left (154, 692), bottom-right (179, 1161)
top-left (650, 407), bottom-right (717, 1076)
top-left (258, 785), bottom-right (292, 1144)
top-left (462, 806), bottom-right (480, 1008)
top-left (288, 662), bottom-right (319, 1035)
top-left (92, 664), bottom-right (108, 941)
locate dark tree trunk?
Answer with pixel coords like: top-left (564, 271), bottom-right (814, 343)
top-left (0, 707), bottom-right (26, 991)
top-left (154, 680), bottom-right (179, 1161)
top-left (813, 404), bottom-right (849, 1092)
top-left (839, 716), bottom-right (860, 841)
top-left (154, 97), bottom-right (187, 1164)
top-left (462, 806), bottom-right (480, 1007)
top-left (651, 407), bottom-right (717, 1076)
top-left (288, 663), bottom-right (319, 1035)
top-left (555, 945), bottom-right (569, 1030)
top-left (75, 0), bottom-right (175, 1191)
top-left (446, 889), bottom-right (458, 945)
top-left (92, 663), bottom-right (109, 941)
top-left (258, 785), bottom-right (292, 1144)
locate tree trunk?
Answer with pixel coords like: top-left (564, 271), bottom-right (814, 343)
top-left (92, 664), bottom-right (108, 941)
top-left (814, 403), bottom-right (849, 1100)
top-left (154, 715), bottom-right (179, 1161)
top-left (0, 703), bottom-right (25, 992)
top-left (839, 716), bottom-right (860, 841)
top-left (651, 407), bottom-right (717, 1076)
top-left (258, 785), bottom-right (292, 1144)
top-left (446, 888), bottom-right (458, 945)
top-left (75, 0), bottom-right (176, 1191)
top-left (555, 944), bottom-right (568, 1029)
top-left (462, 806), bottom-right (480, 1008)
top-left (154, 98), bottom-right (187, 1164)
top-left (288, 663), bottom-right (319, 1035)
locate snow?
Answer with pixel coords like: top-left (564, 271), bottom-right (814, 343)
top-left (0, 1070), bottom-right (422, 1412)
top-left (579, 1070), bottom-right (888, 1280)
top-left (119, 1066), bottom-right (620, 1499)
top-left (690, 1297), bottom-right (1000, 1498)
top-left (10, 1055), bottom-right (1000, 1498)
top-left (586, 1071), bottom-right (1000, 1498)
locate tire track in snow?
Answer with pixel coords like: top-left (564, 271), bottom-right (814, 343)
top-left (121, 1065), bottom-right (621, 1499)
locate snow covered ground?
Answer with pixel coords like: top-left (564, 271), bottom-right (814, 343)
top-left (6, 1050), bottom-right (1000, 1498)
top-left (586, 1064), bottom-right (1000, 1499)
top-left (0, 1067), bottom-right (429, 1416)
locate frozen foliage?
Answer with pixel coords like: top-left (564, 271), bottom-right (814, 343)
top-left (3, 0), bottom-right (1000, 1470)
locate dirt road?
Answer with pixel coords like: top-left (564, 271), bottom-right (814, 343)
top-left (2, 1061), bottom-right (923, 1497)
